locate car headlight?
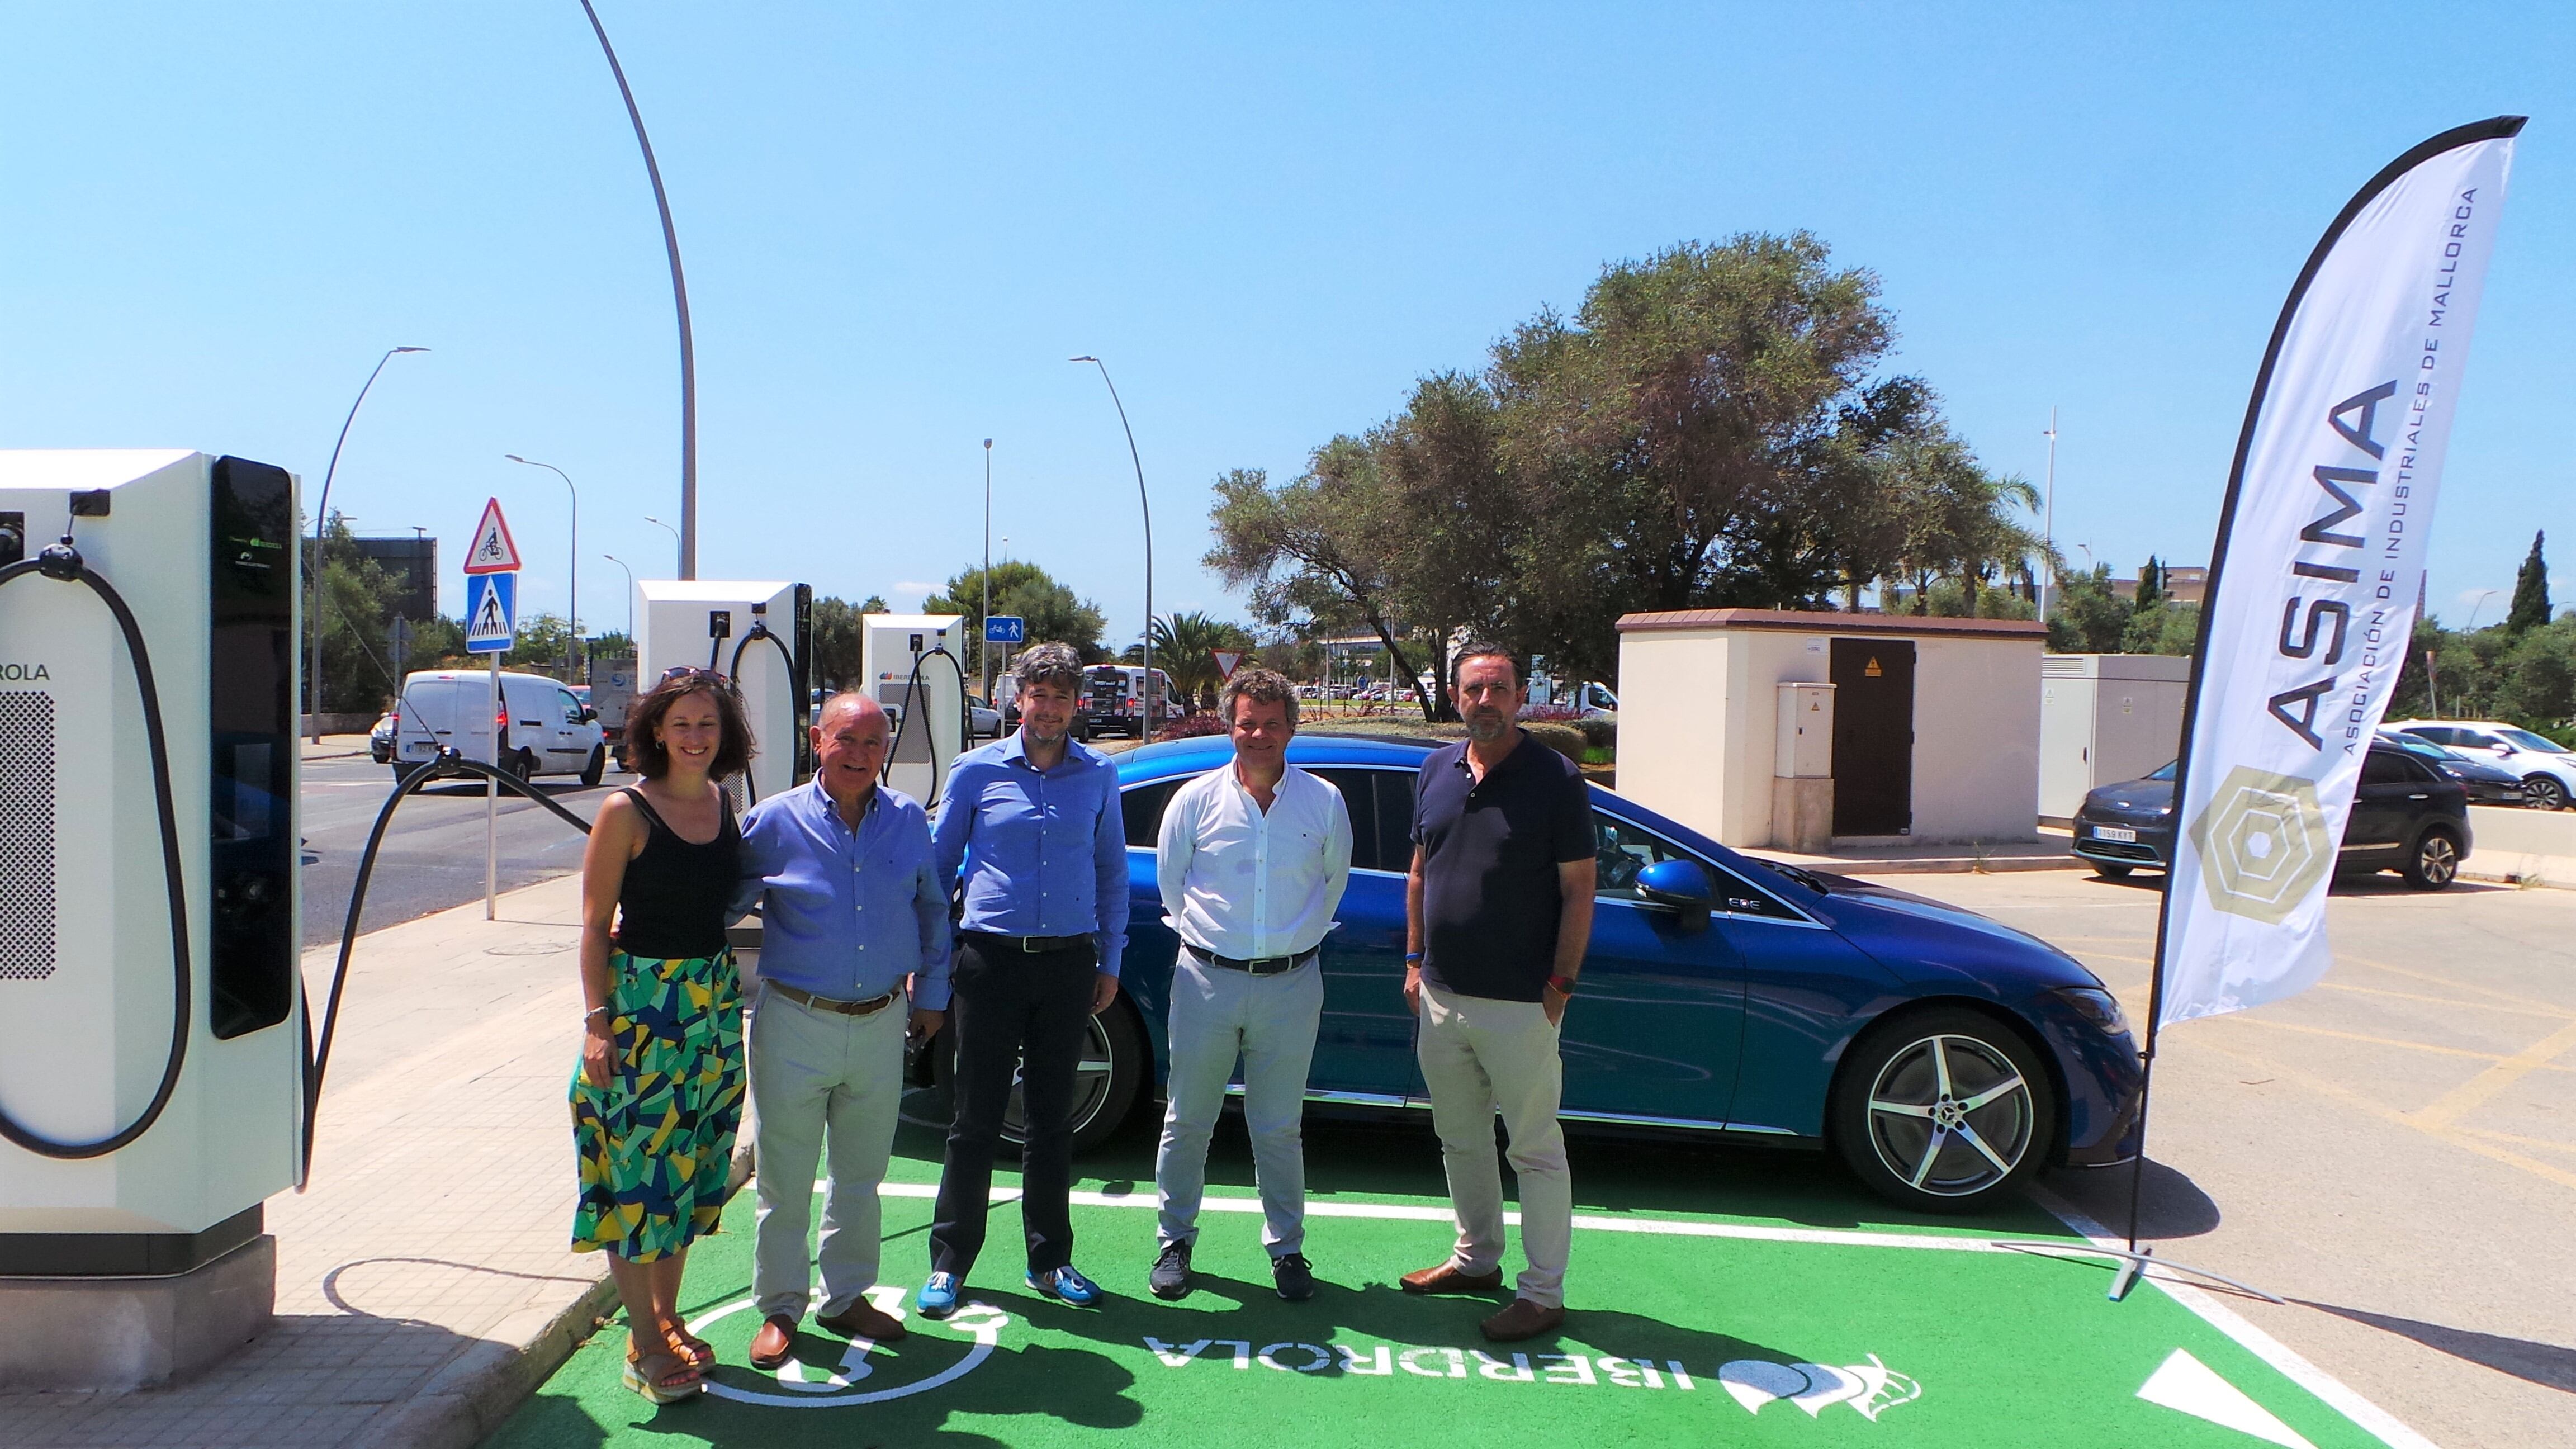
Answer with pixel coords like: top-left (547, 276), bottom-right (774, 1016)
top-left (2053, 986), bottom-right (2131, 1036)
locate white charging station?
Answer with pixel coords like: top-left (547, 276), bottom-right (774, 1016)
top-left (0, 451), bottom-right (302, 1388)
top-left (633, 579), bottom-right (814, 804)
top-left (860, 613), bottom-right (966, 805)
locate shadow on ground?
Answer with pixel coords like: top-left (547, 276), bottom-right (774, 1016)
top-left (2300, 1300), bottom-right (2576, 1395)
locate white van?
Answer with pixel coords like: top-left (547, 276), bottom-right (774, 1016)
top-left (390, 669), bottom-right (608, 785)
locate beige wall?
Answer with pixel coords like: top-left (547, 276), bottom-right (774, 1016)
top-left (1910, 635), bottom-right (2042, 842)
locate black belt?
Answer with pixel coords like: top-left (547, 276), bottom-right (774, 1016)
top-left (966, 931), bottom-right (1094, 955)
top-left (1187, 944), bottom-right (1318, 977)
top-left (767, 981), bottom-right (901, 1017)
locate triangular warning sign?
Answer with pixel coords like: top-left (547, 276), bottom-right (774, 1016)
top-left (2137, 1349), bottom-right (2316, 1448)
top-left (462, 498), bottom-right (522, 574)
top-left (1864, 656), bottom-right (1883, 677)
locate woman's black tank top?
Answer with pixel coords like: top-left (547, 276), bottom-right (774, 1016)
top-left (612, 785), bottom-right (741, 960)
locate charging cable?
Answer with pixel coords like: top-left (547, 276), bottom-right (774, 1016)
top-left (887, 644), bottom-right (970, 810)
top-left (728, 620), bottom-right (807, 803)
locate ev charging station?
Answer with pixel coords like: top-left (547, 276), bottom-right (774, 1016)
top-left (860, 613), bottom-right (966, 806)
top-left (0, 451), bottom-right (303, 1388)
top-left (632, 578), bottom-right (814, 803)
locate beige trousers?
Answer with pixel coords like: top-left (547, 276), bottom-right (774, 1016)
top-left (1415, 983), bottom-right (1571, 1308)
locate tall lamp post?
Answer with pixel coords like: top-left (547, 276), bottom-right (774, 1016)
top-left (643, 515), bottom-right (681, 576)
top-left (505, 454), bottom-right (579, 678)
top-left (982, 438), bottom-right (994, 702)
top-left (1070, 356), bottom-right (1154, 732)
top-left (309, 345), bottom-right (428, 741)
top-left (2040, 407), bottom-right (2059, 617)
top-left (577, 0), bottom-right (697, 579)
top-left (602, 553), bottom-right (636, 642)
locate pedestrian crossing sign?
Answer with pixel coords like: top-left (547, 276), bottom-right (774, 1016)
top-left (465, 571), bottom-right (517, 653)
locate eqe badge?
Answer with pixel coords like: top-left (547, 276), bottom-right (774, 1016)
top-left (687, 1289), bottom-right (1011, 1409)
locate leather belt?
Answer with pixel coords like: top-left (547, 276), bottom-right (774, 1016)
top-left (1187, 944), bottom-right (1318, 977)
top-left (967, 931), bottom-right (1094, 955)
top-left (768, 981), bottom-right (900, 1017)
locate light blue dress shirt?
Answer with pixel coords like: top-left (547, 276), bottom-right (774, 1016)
top-left (736, 779), bottom-right (953, 1010)
top-left (932, 732), bottom-right (1130, 978)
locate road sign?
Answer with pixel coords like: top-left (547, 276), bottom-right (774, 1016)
top-left (1213, 649), bottom-right (1245, 681)
top-left (984, 614), bottom-right (1025, 645)
top-left (465, 572), bottom-right (518, 653)
top-left (462, 498), bottom-right (523, 574)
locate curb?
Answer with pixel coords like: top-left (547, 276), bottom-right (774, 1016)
top-left (362, 1272), bottom-right (616, 1448)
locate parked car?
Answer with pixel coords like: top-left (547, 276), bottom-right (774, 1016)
top-left (2384, 719), bottom-right (2576, 810)
top-left (367, 712), bottom-right (396, 763)
top-left (388, 669), bottom-right (608, 785)
top-left (2376, 729), bottom-right (2529, 806)
top-left (964, 693), bottom-right (1003, 740)
top-left (905, 735), bottom-right (2145, 1214)
top-left (2071, 742), bottom-right (2470, 889)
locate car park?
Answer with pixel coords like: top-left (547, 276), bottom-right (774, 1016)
top-left (2384, 718), bottom-right (2576, 809)
top-left (2376, 728), bottom-right (2528, 806)
top-left (911, 733), bottom-right (2145, 1213)
top-left (388, 669), bottom-right (608, 785)
top-left (2072, 741), bottom-right (2470, 889)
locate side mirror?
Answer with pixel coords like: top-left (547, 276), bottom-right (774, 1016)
top-left (581, 706), bottom-right (599, 723)
top-left (1635, 859), bottom-right (1715, 935)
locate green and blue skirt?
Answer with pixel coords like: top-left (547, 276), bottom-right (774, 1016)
top-left (569, 946), bottom-right (745, 1262)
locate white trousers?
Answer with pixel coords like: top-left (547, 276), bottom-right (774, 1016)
top-left (1415, 983), bottom-right (1571, 1308)
top-left (748, 985), bottom-right (907, 1319)
top-left (1154, 950), bottom-right (1325, 1255)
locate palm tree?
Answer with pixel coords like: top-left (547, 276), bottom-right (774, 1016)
top-left (1149, 611), bottom-right (1255, 711)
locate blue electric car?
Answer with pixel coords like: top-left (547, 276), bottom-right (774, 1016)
top-left (916, 734), bottom-right (2143, 1214)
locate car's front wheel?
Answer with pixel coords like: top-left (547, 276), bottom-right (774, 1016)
top-left (1830, 1007), bottom-right (2057, 1214)
top-left (2404, 827), bottom-right (2462, 890)
top-left (2523, 776), bottom-right (2566, 811)
top-left (579, 746), bottom-right (607, 787)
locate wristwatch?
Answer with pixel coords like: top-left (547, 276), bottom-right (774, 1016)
top-left (1547, 974), bottom-right (1579, 996)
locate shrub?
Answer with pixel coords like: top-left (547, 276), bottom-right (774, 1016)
top-left (1524, 722), bottom-right (1586, 764)
top-left (1153, 712), bottom-right (1229, 742)
top-left (1574, 713), bottom-right (1617, 750)
top-left (1518, 704), bottom-right (1584, 723)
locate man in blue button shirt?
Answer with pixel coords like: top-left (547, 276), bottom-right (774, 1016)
top-left (918, 642), bottom-right (1129, 1317)
top-left (733, 693), bottom-right (949, 1370)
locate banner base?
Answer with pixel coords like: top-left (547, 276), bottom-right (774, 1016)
top-left (1992, 1241), bottom-right (2285, 1305)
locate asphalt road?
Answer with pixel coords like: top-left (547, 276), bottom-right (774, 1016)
top-left (299, 751), bottom-right (615, 947)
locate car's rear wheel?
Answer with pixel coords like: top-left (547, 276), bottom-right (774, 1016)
top-left (2403, 827), bottom-right (2462, 890)
top-left (1830, 1007), bottom-right (2057, 1214)
top-left (912, 1002), bottom-right (1145, 1156)
top-left (2522, 776), bottom-right (2565, 811)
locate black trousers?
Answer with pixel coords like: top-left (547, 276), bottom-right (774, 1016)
top-left (929, 935), bottom-right (1098, 1276)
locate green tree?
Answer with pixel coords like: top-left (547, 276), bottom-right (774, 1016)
top-left (1206, 465), bottom-right (1441, 721)
top-left (300, 512), bottom-right (411, 713)
top-left (807, 594), bottom-right (886, 692)
top-left (921, 562), bottom-right (1106, 669)
top-left (2045, 564), bottom-right (2133, 654)
top-left (1145, 611), bottom-right (1258, 711)
top-left (2507, 530), bottom-right (2551, 634)
top-left (503, 612), bottom-right (578, 678)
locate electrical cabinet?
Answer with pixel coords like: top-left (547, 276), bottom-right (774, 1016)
top-left (2038, 654), bottom-right (2189, 824)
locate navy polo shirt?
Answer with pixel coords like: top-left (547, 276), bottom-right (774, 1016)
top-left (1411, 731), bottom-right (1595, 1002)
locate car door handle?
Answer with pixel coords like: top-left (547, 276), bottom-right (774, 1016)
top-left (2408, 793), bottom-right (2428, 800)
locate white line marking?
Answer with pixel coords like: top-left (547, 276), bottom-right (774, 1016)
top-left (2030, 1186), bottom-right (2437, 1449)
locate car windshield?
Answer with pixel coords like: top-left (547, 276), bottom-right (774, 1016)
top-left (2495, 727), bottom-right (2568, 754)
top-left (2379, 732), bottom-right (2451, 760)
top-left (2147, 760), bottom-right (2177, 781)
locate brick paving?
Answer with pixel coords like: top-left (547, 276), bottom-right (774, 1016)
top-left (1, 875), bottom-right (612, 1448)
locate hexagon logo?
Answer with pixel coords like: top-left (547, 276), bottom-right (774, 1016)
top-left (2187, 766), bottom-right (2332, 924)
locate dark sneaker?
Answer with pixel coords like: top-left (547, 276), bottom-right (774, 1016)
top-left (1026, 1264), bottom-right (1106, 1307)
top-left (1149, 1242), bottom-right (1194, 1300)
top-left (1271, 1252), bottom-right (1315, 1301)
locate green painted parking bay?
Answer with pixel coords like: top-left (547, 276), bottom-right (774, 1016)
top-left (490, 1129), bottom-right (2393, 1448)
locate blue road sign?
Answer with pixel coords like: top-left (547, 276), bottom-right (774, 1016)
top-left (465, 571), bottom-right (518, 654)
top-left (984, 614), bottom-right (1026, 645)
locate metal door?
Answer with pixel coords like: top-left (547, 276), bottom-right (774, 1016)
top-left (1830, 638), bottom-right (1915, 836)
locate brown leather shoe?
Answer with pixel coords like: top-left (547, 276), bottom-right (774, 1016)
top-left (747, 1313), bottom-right (799, 1370)
top-left (1479, 1297), bottom-right (1566, 1342)
top-left (816, 1299), bottom-right (908, 1342)
top-left (1399, 1262), bottom-right (1504, 1295)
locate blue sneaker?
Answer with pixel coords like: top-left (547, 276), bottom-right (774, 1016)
top-left (915, 1271), bottom-right (962, 1320)
top-left (1026, 1265), bottom-right (1105, 1306)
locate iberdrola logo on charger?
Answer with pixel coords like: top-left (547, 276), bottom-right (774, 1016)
top-left (2187, 766), bottom-right (2332, 924)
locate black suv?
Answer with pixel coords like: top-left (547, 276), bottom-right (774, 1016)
top-left (2072, 742), bottom-right (2471, 889)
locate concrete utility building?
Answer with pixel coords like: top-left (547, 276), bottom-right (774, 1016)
top-left (2037, 652), bottom-right (2190, 826)
top-left (1614, 609), bottom-right (2048, 849)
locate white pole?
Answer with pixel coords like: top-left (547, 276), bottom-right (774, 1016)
top-left (486, 652), bottom-right (500, 920)
top-left (2042, 407), bottom-right (2059, 615)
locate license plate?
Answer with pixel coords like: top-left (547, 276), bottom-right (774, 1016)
top-left (2094, 826), bottom-right (2138, 843)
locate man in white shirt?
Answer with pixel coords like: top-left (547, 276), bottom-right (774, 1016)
top-left (1149, 667), bottom-right (1352, 1302)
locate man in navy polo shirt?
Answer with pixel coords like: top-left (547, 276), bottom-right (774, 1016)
top-left (1398, 643), bottom-right (1595, 1342)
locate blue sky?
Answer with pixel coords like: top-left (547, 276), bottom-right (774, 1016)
top-left (2, 3), bottom-right (2566, 644)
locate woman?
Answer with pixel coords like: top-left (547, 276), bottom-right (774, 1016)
top-left (570, 670), bottom-right (755, 1403)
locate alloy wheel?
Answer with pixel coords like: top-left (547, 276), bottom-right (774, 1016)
top-left (2525, 776), bottom-right (2566, 811)
top-left (1001, 1015), bottom-right (1120, 1143)
top-left (2412, 833), bottom-right (2460, 888)
top-left (1862, 1033), bottom-right (2037, 1198)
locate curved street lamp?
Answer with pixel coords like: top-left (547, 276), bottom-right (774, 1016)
top-left (1071, 356), bottom-right (1154, 731)
top-left (505, 454), bottom-right (579, 676)
top-left (642, 514), bottom-right (681, 576)
top-left (309, 345), bottom-right (428, 740)
top-left (602, 553), bottom-right (636, 642)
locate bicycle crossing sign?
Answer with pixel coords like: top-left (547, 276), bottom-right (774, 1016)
top-left (465, 572), bottom-right (517, 653)
top-left (463, 498), bottom-right (523, 574)
top-left (984, 614), bottom-right (1025, 645)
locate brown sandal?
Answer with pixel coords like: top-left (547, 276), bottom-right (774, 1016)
top-left (666, 1323), bottom-right (716, 1370)
top-left (622, 1348), bottom-right (702, 1405)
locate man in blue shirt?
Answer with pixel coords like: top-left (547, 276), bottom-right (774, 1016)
top-left (734, 693), bottom-right (949, 1370)
top-left (918, 642), bottom-right (1129, 1317)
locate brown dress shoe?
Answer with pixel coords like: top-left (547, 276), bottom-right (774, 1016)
top-left (816, 1299), bottom-right (908, 1342)
top-left (1479, 1298), bottom-right (1566, 1342)
top-left (747, 1313), bottom-right (800, 1370)
top-left (1399, 1262), bottom-right (1505, 1295)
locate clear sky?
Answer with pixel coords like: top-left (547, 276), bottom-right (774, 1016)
top-left (2, 3), bottom-right (2566, 644)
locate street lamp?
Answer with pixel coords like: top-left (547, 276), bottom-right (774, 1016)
top-left (982, 438), bottom-right (994, 702)
top-left (1071, 356), bottom-right (1154, 733)
top-left (309, 345), bottom-right (428, 740)
top-left (643, 515), bottom-right (680, 576)
top-left (602, 553), bottom-right (636, 643)
top-left (2463, 587), bottom-right (2503, 631)
top-left (577, 0), bottom-right (697, 579)
top-left (505, 454), bottom-right (579, 678)
top-left (2040, 408), bottom-right (2058, 617)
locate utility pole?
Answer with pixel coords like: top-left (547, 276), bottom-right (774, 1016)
top-left (982, 438), bottom-right (994, 704)
top-left (2041, 407), bottom-right (2059, 617)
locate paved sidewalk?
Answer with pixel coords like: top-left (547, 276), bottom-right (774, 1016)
top-left (301, 732), bottom-right (375, 763)
top-left (2, 875), bottom-right (612, 1449)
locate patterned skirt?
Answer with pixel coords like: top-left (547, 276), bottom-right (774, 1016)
top-left (569, 947), bottom-right (745, 1262)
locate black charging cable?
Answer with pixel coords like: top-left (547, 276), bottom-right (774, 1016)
top-left (888, 644), bottom-right (971, 810)
top-left (728, 621), bottom-right (807, 804)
